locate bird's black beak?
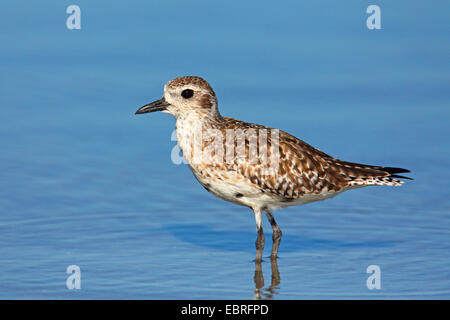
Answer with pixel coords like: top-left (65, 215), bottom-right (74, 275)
top-left (135, 97), bottom-right (170, 115)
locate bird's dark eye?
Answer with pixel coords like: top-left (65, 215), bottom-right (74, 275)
top-left (181, 89), bottom-right (194, 99)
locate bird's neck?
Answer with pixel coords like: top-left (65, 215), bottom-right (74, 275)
top-left (175, 109), bottom-right (223, 165)
top-left (176, 106), bottom-right (223, 129)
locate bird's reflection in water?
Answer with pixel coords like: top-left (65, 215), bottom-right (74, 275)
top-left (253, 258), bottom-right (280, 299)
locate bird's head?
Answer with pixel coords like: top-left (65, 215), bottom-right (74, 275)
top-left (135, 76), bottom-right (220, 120)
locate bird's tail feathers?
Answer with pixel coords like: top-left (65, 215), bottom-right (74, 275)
top-left (347, 166), bottom-right (412, 187)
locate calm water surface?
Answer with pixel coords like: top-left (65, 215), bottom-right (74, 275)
top-left (0, 1), bottom-right (449, 299)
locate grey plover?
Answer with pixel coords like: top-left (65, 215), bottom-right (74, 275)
top-left (135, 76), bottom-right (411, 260)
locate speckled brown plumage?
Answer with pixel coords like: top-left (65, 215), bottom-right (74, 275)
top-left (190, 116), bottom-right (409, 202)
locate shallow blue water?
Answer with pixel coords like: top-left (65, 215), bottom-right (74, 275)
top-left (0, 1), bottom-right (449, 299)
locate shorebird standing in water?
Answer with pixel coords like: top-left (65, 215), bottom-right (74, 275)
top-left (135, 76), bottom-right (411, 261)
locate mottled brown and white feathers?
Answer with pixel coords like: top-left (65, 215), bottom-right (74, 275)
top-left (150, 76), bottom-right (411, 211)
top-left (187, 117), bottom-right (410, 205)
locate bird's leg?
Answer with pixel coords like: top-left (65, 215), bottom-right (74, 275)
top-left (265, 210), bottom-right (282, 259)
top-left (254, 209), bottom-right (265, 261)
top-left (255, 227), bottom-right (265, 261)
